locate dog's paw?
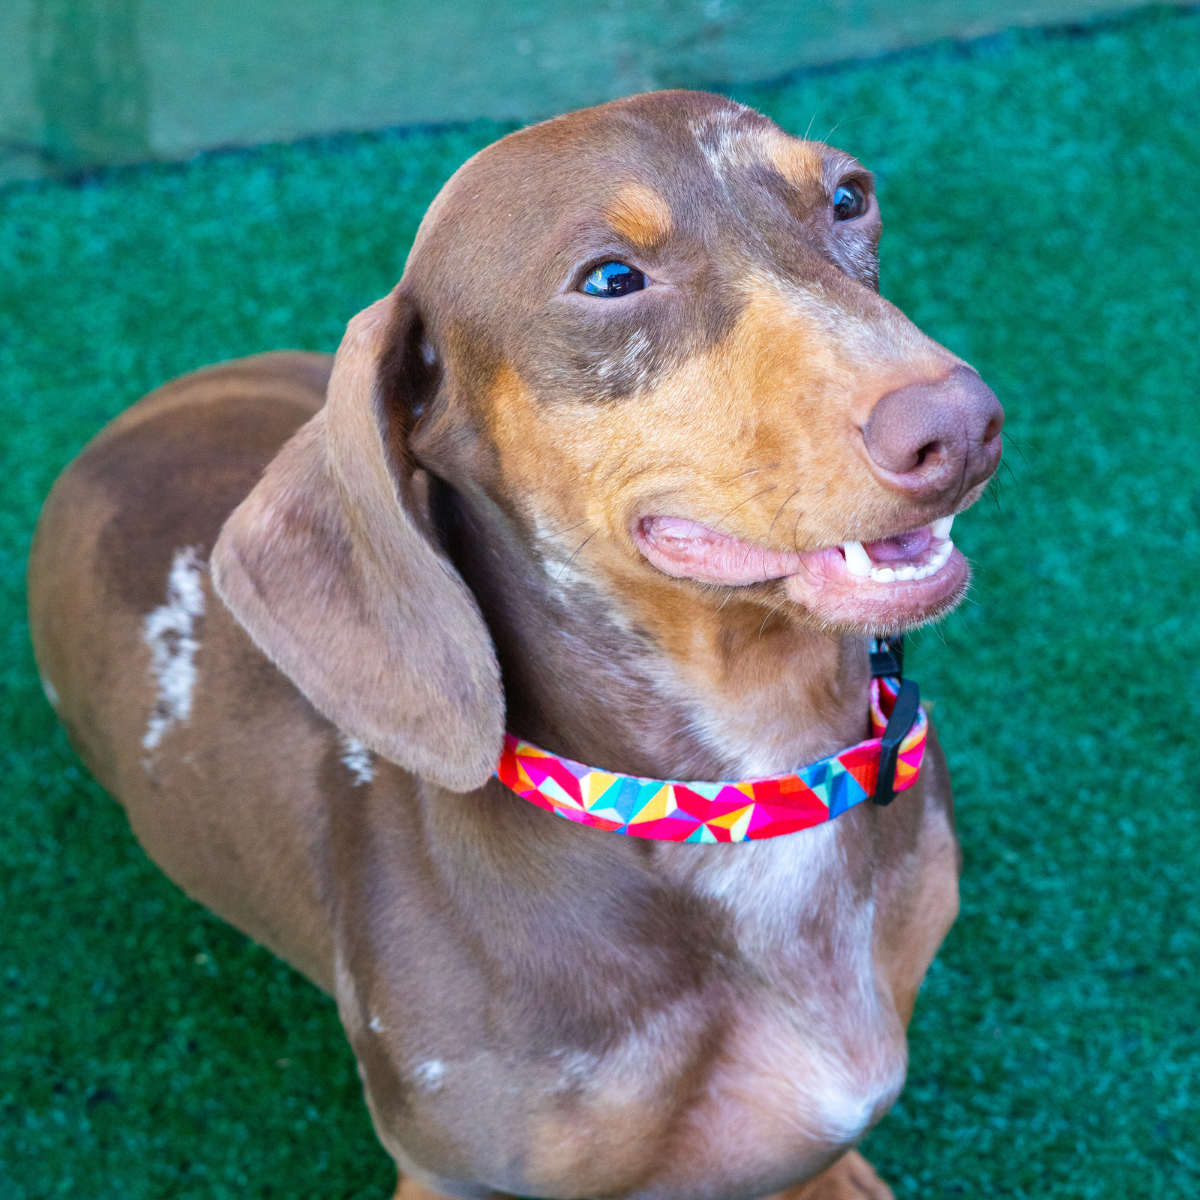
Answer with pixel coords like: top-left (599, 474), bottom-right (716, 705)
top-left (768, 1151), bottom-right (895, 1200)
top-left (393, 1176), bottom-right (467, 1200)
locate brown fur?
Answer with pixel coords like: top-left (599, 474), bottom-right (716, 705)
top-left (605, 184), bottom-right (675, 249)
top-left (27, 90), bottom-right (990, 1199)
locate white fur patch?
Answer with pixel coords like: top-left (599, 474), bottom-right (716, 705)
top-left (339, 733), bottom-right (376, 785)
top-left (688, 106), bottom-right (760, 185)
top-left (529, 512), bottom-right (608, 598)
top-left (811, 1053), bottom-right (895, 1142)
top-left (549, 1003), bottom-right (701, 1102)
top-left (40, 674), bottom-right (60, 710)
top-left (658, 825), bottom-right (907, 1153)
top-left (142, 547), bottom-right (206, 751)
top-left (413, 1059), bottom-right (445, 1091)
top-left (687, 820), bottom-right (842, 929)
top-left (588, 328), bottom-right (655, 394)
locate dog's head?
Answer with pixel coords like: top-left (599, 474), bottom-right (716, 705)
top-left (214, 91), bottom-right (1002, 790)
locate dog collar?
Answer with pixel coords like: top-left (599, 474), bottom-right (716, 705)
top-left (495, 639), bottom-right (926, 843)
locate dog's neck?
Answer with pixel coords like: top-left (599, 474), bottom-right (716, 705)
top-left (442, 485), bottom-right (874, 783)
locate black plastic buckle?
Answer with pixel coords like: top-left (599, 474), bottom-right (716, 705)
top-left (874, 678), bottom-right (920, 806)
top-left (870, 636), bottom-right (918, 806)
top-left (870, 635), bottom-right (905, 679)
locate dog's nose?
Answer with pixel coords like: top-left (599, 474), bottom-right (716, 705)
top-left (863, 366), bottom-right (1004, 503)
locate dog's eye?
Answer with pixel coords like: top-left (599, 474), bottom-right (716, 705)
top-left (832, 182), bottom-right (867, 221)
top-left (581, 262), bottom-right (646, 297)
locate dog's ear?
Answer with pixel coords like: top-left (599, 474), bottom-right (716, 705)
top-left (211, 290), bottom-right (504, 792)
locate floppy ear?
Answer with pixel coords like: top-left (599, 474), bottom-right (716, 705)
top-left (211, 289), bottom-right (504, 792)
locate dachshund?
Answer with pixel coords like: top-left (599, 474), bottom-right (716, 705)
top-left (29, 89), bottom-right (1003, 1200)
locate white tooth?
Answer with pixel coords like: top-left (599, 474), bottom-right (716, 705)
top-left (932, 516), bottom-right (954, 540)
top-left (922, 544), bottom-right (952, 577)
top-left (871, 567), bottom-right (897, 583)
top-left (842, 540), bottom-right (872, 577)
top-left (895, 566), bottom-right (917, 581)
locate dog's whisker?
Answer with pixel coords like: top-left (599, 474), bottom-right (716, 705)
top-left (767, 488), bottom-right (803, 546)
top-left (816, 114), bottom-right (867, 150)
top-left (802, 99), bottom-right (829, 144)
top-left (557, 531), bottom-right (598, 583)
top-left (710, 484), bottom-right (780, 536)
top-left (757, 597), bottom-right (788, 639)
top-left (791, 506), bottom-right (806, 558)
top-left (535, 518), bottom-right (590, 541)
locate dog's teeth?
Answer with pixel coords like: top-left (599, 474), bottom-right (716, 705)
top-left (842, 540), bottom-right (872, 577)
top-left (867, 540), bottom-right (956, 584)
top-left (851, 527), bottom-right (957, 585)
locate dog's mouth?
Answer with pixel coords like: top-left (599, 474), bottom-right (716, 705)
top-left (634, 514), bottom-right (969, 631)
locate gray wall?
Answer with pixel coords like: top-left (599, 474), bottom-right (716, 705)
top-left (1, 0), bottom-right (1164, 184)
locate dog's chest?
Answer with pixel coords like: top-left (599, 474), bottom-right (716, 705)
top-left (544, 828), bottom-right (907, 1196)
top-left (363, 822), bottom-right (908, 1200)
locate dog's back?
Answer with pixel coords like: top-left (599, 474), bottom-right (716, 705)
top-left (28, 351), bottom-right (341, 986)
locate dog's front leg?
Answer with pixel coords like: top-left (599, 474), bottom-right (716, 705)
top-left (392, 1172), bottom-right (517, 1200)
top-left (763, 1150), bottom-right (894, 1200)
top-left (393, 1152), bottom-right (894, 1200)
top-left (394, 1176), bottom-right (447, 1200)
top-left (393, 1176), bottom-right (501, 1200)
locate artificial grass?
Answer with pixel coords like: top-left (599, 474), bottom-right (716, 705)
top-left (2, 6), bottom-right (1198, 1196)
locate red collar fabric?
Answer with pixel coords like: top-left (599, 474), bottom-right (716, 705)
top-left (495, 676), bottom-right (927, 843)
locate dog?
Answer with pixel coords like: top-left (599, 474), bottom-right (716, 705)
top-left (28, 90), bottom-right (1002, 1200)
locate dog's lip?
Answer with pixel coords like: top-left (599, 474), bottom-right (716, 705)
top-left (633, 515), bottom-right (805, 584)
top-left (782, 540), bottom-right (969, 631)
top-left (633, 513), bottom-right (968, 627)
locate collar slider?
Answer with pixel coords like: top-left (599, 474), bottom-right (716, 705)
top-left (870, 635), bottom-right (905, 679)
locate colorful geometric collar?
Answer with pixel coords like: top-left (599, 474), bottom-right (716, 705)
top-left (496, 656), bottom-right (926, 843)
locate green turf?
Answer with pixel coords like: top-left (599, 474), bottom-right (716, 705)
top-left (2, 7), bottom-right (1198, 1197)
